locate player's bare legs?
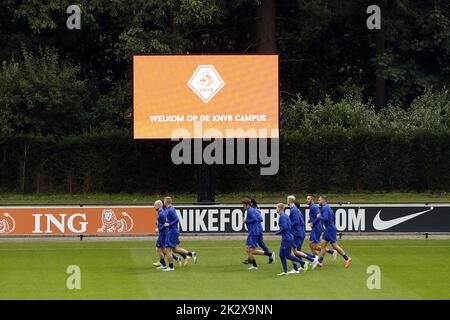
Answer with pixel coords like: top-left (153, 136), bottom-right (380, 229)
top-left (309, 241), bottom-right (321, 255)
top-left (291, 248), bottom-right (320, 270)
top-left (153, 247), bottom-right (167, 269)
top-left (317, 239), bottom-right (329, 267)
top-left (330, 242), bottom-right (352, 267)
top-left (292, 248), bottom-right (308, 259)
top-left (330, 243), bottom-right (346, 256)
top-left (166, 248), bottom-right (174, 265)
top-left (246, 246), bottom-right (253, 259)
top-left (319, 240), bottom-right (339, 258)
top-left (310, 241), bottom-right (336, 259)
top-left (245, 246), bottom-right (260, 270)
top-left (175, 245), bottom-right (188, 256)
top-left (156, 247), bottom-right (165, 265)
top-left (253, 249), bottom-right (265, 256)
top-left (162, 247), bottom-right (187, 271)
top-left (247, 246), bottom-right (265, 257)
top-left (157, 247), bottom-right (165, 259)
top-left (318, 240), bottom-right (352, 268)
top-left (174, 245), bottom-right (197, 265)
top-left (243, 248), bottom-right (266, 264)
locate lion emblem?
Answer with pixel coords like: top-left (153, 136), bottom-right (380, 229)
top-left (198, 71), bottom-right (214, 88)
top-left (0, 213), bottom-right (15, 234)
top-left (97, 209), bottom-right (134, 233)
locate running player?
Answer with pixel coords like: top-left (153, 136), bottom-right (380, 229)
top-left (275, 203), bottom-right (308, 276)
top-left (153, 200), bottom-right (168, 269)
top-left (307, 194), bottom-right (336, 259)
top-left (163, 196), bottom-right (197, 271)
top-left (152, 200), bottom-right (181, 268)
top-left (317, 195), bottom-right (352, 268)
top-left (286, 196), bottom-right (319, 273)
top-left (243, 199), bottom-right (274, 270)
top-left (242, 198), bottom-right (275, 265)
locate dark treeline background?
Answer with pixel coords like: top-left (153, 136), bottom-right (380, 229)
top-left (0, 0), bottom-right (449, 194)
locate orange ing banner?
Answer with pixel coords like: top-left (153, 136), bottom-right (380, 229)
top-left (133, 55), bottom-right (279, 139)
top-left (0, 206), bottom-right (156, 236)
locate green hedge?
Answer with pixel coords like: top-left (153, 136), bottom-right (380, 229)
top-left (1, 129), bottom-right (450, 194)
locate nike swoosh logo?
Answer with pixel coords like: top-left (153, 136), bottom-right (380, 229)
top-left (373, 207), bottom-right (434, 231)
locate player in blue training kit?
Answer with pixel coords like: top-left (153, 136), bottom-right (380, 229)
top-left (152, 200), bottom-right (181, 269)
top-left (153, 200), bottom-right (168, 269)
top-left (162, 197), bottom-right (197, 271)
top-left (242, 198), bottom-right (275, 266)
top-left (307, 194), bottom-right (336, 259)
top-left (285, 196), bottom-right (319, 273)
top-left (243, 199), bottom-right (275, 270)
top-left (275, 203), bottom-right (308, 276)
top-left (317, 195), bottom-right (352, 268)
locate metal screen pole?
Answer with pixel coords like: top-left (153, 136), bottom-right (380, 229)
top-left (196, 164), bottom-right (215, 204)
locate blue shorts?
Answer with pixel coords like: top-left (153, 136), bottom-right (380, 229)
top-left (293, 235), bottom-right (305, 250)
top-left (156, 231), bottom-right (167, 248)
top-left (310, 230), bottom-right (322, 244)
top-left (322, 230), bottom-right (337, 244)
top-left (246, 235), bottom-right (260, 249)
top-left (165, 230), bottom-right (180, 248)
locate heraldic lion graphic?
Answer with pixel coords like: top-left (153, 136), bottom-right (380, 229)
top-left (0, 213), bottom-right (16, 234)
top-left (97, 209), bottom-right (134, 233)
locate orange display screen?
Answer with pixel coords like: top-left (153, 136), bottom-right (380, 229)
top-left (133, 55), bottom-right (279, 139)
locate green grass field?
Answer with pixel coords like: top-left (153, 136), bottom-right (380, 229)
top-left (1, 192), bottom-right (450, 205)
top-left (1, 239), bottom-right (450, 300)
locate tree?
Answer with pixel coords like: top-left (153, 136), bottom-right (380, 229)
top-left (375, 0), bottom-right (450, 105)
top-left (256, 0), bottom-right (277, 54)
top-left (0, 49), bottom-right (89, 136)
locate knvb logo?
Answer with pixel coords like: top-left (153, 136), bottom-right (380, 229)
top-left (188, 65), bottom-right (225, 103)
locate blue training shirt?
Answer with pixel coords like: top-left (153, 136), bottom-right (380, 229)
top-left (245, 207), bottom-right (261, 236)
top-left (157, 208), bottom-right (167, 233)
top-left (254, 207), bottom-right (264, 235)
top-left (309, 203), bottom-right (323, 234)
top-left (289, 205), bottom-right (305, 238)
top-left (275, 213), bottom-right (294, 241)
top-left (320, 203), bottom-right (336, 234)
top-left (165, 205), bottom-right (179, 233)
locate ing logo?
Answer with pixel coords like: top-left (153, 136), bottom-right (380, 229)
top-left (188, 65), bottom-right (225, 103)
top-left (0, 213), bottom-right (15, 233)
top-left (97, 209), bottom-right (134, 233)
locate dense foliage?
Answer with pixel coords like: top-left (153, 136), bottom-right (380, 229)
top-left (2, 128), bottom-right (450, 194)
top-left (0, 0), bottom-right (449, 193)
